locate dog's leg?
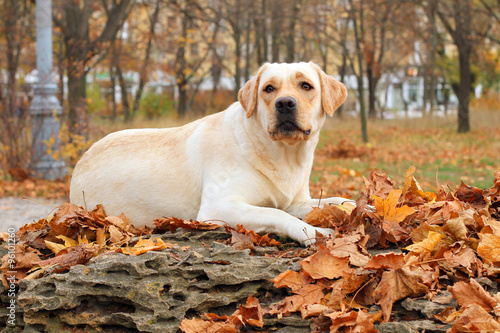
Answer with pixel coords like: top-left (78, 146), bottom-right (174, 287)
top-left (198, 201), bottom-right (333, 246)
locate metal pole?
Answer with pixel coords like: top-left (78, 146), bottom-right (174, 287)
top-left (29, 0), bottom-right (66, 180)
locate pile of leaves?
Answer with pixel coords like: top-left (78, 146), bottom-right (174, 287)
top-left (0, 205), bottom-right (282, 288)
top-left (2, 167), bottom-right (500, 332)
top-left (180, 167), bottom-right (500, 332)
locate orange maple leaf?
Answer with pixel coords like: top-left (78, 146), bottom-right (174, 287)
top-left (373, 188), bottom-right (415, 224)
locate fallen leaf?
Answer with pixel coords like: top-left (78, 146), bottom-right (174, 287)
top-left (363, 170), bottom-right (395, 200)
top-left (405, 231), bottom-right (443, 255)
top-left (301, 245), bottom-right (351, 279)
top-left (271, 270), bottom-right (312, 293)
top-left (365, 252), bottom-right (406, 270)
top-left (373, 189), bottom-right (415, 224)
top-left (117, 237), bottom-right (174, 256)
top-left (153, 217), bottom-right (221, 234)
top-left (403, 166), bottom-right (436, 204)
top-left (373, 268), bottom-right (428, 321)
top-left (179, 318), bottom-right (237, 333)
top-left (450, 304), bottom-right (500, 333)
top-left (34, 244), bottom-right (96, 273)
top-left (448, 278), bottom-right (498, 313)
top-left (230, 230), bottom-right (255, 250)
top-left (477, 233), bottom-right (500, 263)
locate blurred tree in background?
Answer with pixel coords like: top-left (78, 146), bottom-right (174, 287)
top-left (0, 0), bottom-right (499, 176)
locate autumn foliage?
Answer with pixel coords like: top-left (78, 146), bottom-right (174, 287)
top-left (1, 167), bottom-right (500, 332)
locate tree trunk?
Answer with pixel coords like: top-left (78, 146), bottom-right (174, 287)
top-left (457, 45), bottom-right (471, 133)
top-left (271, 0), bottom-right (282, 62)
top-left (367, 65), bottom-right (377, 119)
top-left (116, 65), bottom-right (130, 122)
top-left (336, 54), bottom-right (347, 119)
top-left (351, 1), bottom-right (369, 143)
top-left (110, 65), bottom-right (117, 120)
top-left (244, 11), bottom-right (252, 82)
top-left (66, 66), bottom-right (88, 137)
top-left (285, 0), bottom-right (300, 63)
top-left (132, 0), bottom-right (161, 117)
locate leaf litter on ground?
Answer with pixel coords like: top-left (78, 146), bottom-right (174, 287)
top-left (1, 167), bottom-right (500, 332)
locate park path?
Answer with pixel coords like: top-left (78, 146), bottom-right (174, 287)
top-left (0, 197), bottom-right (62, 232)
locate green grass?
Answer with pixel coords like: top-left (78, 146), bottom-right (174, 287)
top-left (311, 111), bottom-right (499, 198)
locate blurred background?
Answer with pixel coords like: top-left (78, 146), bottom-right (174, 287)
top-left (0, 0), bottom-right (499, 200)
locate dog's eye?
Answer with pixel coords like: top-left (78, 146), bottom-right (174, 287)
top-left (264, 85), bottom-right (274, 93)
top-left (301, 83), bottom-right (313, 91)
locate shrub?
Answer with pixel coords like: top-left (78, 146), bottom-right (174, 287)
top-left (139, 91), bottom-right (175, 119)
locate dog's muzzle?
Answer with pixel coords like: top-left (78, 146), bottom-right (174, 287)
top-left (270, 96), bottom-right (310, 137)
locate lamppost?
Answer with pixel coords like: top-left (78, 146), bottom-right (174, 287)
top-left (29, 0), bottom-right (65, 180)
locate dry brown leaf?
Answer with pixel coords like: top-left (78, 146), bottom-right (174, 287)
top-left (301, 245), bottom-right (351, 280)
top-left (365, 252), bottom-right (406, 271)
top-left (117, 237), bottom-right (173, 256)
top-left (363, 170), bottom-right (395, 200)
top-left (373, 268), bottom-right (428, 322)
top-left (230, 230), bottom-right (255, 250)
top-left (265, 283), bottom-right (325, 319)
top-left (326, 309), bottom-right (377, 333)
top-left (233, 295), bottom-right (263, 328)
top-left (34, 244), bottom-right (96, 273)
top-left (271, 270), bottom-right (312, 293)
top-left (455, 181), bottom-right (487, 208)
top-left (448, 278), bottom-right (498, 313)
top-left (450, 304), bottom-right (500, 333)
top-left (153, 217), bottom-right (221, 233)
top-left (179, 318), bottom-right (237, 333)
top-left (325, 234), bottom-right (370, 267)
top-left (403, 166), bottom-right (436, 204)
top-left (434, 306), bottom-right (459, 324)
top-left (477, 233), bottom-right (500, 263)
top-left (405, 231), bottom-right (443, 255)
top-left (0, 231), bottom-right (9, 242)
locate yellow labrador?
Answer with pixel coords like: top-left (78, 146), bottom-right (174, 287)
top-left (70, 62), bottom-right (350, 245)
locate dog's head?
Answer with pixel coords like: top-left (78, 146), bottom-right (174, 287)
top-left (238, 62), bottom-right (347, 144)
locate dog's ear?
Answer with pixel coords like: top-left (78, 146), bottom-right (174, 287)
top-left (238, 63), bottom-right (269, 118)
top-left (310, 62), bottom-right (347, 116)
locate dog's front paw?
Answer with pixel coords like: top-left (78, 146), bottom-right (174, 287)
top-left (298, 226), bottom-right (335, 246)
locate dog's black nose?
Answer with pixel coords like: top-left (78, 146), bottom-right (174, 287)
top-left (275, 97), bottom-right (297, 114)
